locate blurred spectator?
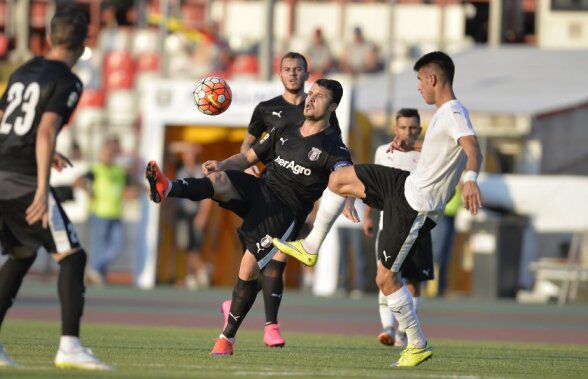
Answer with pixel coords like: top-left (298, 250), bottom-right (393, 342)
top-left (305, 28), bottom-right (334, 76)
top-left (339, 26), bottom-right (380, 77)
top-left (174, 144), bottom-right (212, 290)
top-left (189, 21), bottom-right (232, 77)
top-left (336, 201), bottom-right (367, 299)
top-left (83, 137), bottom-right (133, 284)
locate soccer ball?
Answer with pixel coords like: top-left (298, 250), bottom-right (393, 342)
top-left (192, 76), bottom-right (232, 115)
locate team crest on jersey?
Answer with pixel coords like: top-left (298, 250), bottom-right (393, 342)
top-left (66, 91), bottom-right (79, 108)
top-left (308, 147), bottom-right (322, 161)
top-left (260, 234), bottom-right (272, 248)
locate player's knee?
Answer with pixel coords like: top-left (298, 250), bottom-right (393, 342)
top-left (375, 268), bottom-right (401, 292)
top-left (208, 172), bottom-right (230, 195)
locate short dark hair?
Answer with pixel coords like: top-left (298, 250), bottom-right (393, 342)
top-left (50, 7), bottom-right (88, 52)
top-left (413, 51), bottom-right (455, 85)
top-left (281, 52), bottom-right (308, 72)
top-left (396, 108), bottom-right (420, 125)
top-left (315, 78), bottom-right (343, 105)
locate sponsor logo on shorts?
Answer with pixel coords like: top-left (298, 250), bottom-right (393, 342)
top-left (274, 156), bottom-right (311, 176)
top-left (255, 235), bottom-right (273, 254)
top-left (260, 234), bottom-right (272, 248)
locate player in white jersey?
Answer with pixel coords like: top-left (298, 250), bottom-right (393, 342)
top-left (274, 51), bottom-right (483, 367)
top-left (363, 108), bottom-right (433, 348)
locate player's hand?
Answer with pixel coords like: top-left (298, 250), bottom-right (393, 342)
top-left (51, 152), bottom-right (73, 172)
top-left (462, 181), bottom-right (482, 215)
top-left (387, 135), bottom-right (416, 152)
top-left (202, 160), bottom-right (219, 175)
top-left (244, 166), bottom-right (260, 177)
top-left (26, 190), bottom-right (49, 228)
top-left (363, 217), bottom-right (374, 237)
top-left (342, 197), bottom-right (360, 223)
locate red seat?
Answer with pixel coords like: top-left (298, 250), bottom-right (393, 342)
top-left (104, 68), bottom-right (134, 91)
top-left (104, 51), bottom-right (134, 73)
top-left (0, 33), bottom-right (8, 58)
top-left (136, 53), bottom-right (160, 72)
top-left (30, 2), bottom-right (47, 29)
top-left (77, 89), bottom-right (105, 108)
top-left (230, 54), bottom-right (258, 75)
top-left (103, 51), bottom-right (135, 92)
top-left (273, 55), bottom-right (282, 74)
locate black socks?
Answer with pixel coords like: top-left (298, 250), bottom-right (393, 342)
top-left (168, 177), bottom-right (214, 201)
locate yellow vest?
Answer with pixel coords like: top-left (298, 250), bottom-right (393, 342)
top-left (444, 187), bottom-right (462, 217)
top-left (90, 162), bottom-right (126, 219)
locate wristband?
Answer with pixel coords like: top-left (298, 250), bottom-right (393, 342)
top-left (463, 171), bottom-right (478, 183)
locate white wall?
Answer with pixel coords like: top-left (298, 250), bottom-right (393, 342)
top-left (211, 1), bottom-right (469, 57)
top-left (537, 0), bottom-right (588, 49)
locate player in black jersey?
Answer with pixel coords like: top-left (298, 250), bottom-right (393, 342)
top-left (146, 79), bottom-right (353, 356)
top-left (241, 52), bottom-right (340, 154)
top-left (0, 8), bottom-right (111, 370)
top-left (237, 52), bottom-right (341, 347)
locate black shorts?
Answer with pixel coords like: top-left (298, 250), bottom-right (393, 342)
top-left (0, 188), bottom-right (81, 255)
top-left (218, 170), bottom-right (306, 269)
top-left (375, 228), bottom-right (434, 281)
top-left (355, 164), bottom-right (435, 273)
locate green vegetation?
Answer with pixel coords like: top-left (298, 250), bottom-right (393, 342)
top-left (2, 320), bottom-right (587, 378)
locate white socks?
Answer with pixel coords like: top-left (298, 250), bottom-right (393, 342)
top-left (386, 285), bottom-right (426, 348)
top-left (378, 290), bottom-right (398, 331)
top-left (302, 188), bottom-right (346, 253)
top-left (59, 336), bottom-right (82, 351)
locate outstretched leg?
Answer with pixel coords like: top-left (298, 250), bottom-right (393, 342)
top-left (272, 165), bottom-right (365, 266)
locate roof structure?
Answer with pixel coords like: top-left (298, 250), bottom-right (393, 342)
top-left (354, 46), bottom-right (588, 117)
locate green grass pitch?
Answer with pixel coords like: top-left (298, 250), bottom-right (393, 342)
top-left (1, 320), bottom-right (587, 378)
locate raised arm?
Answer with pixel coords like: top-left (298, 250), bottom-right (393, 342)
top-left (203, 148), bottom-right (260, 175)
top-left (240, 132), bottom-right (258, 154)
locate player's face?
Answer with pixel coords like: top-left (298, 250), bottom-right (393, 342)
top-left (417, 68), bottom-right (435, 105)
top-left (395, 116), bottom-right (421, 143)
top-left (280, 58), bottom-right (308, 93)
top-left (303, 84), bottom-right (334, 120)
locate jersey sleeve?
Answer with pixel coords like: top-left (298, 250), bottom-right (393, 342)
top-left (247, 103), bottom-right (266, 139)
top-left (252, 126), bottom-right (278, 163)
top-left (448, 107), bottom-right (475, 143)
top-left (374, 145), bottom-right (387, 165)
top-left (45, 77), bottom-right (83, 124)
top-left (327, 139), bottom-right (353, 172)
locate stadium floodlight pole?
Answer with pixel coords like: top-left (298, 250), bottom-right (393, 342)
top-left (383, 0), bottom-right (398, 134)
top-left (159, 0), bottom-right (170, 78)
top-left (489, 0), bottom-right (503, 47)
top-left (9, 0), bottom-right (32, 63)
top-left (259, 0), bottom-right (275, 81)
